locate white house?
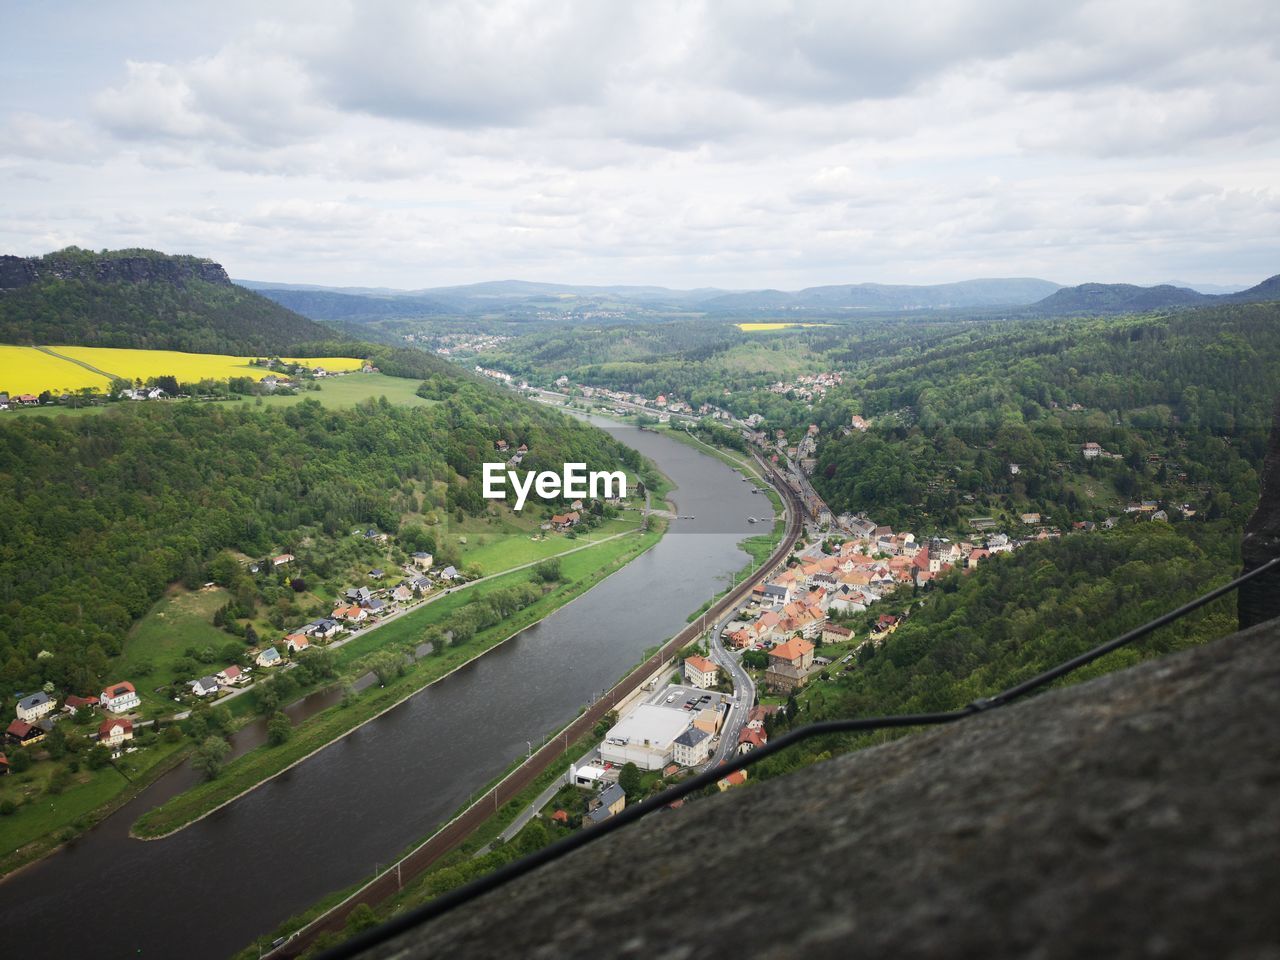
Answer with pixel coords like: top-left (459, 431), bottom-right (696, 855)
top-left (191, 676), bottom-right (220, 698)
top-left (16, 691), bottom-right (57, 723)
top-left (98, 717), bottom-right (134, 748)
top-left (256, 647), bottom-right (282, 668)
top-left (673, 725), bottom-right (712, 766)
top-left (99, 681), bottom-right (140, 714)
top-left (683, 655), bottom-right (719, 690)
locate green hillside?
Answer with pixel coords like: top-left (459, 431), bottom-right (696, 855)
top-left (0, 247), bottom-right (340, 356)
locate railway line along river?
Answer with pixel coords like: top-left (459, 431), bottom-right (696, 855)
top-left (0, 415), bottom-right (769, 960)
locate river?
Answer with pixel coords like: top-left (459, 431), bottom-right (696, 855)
top-left (0, 416), bottom-right (770, 959)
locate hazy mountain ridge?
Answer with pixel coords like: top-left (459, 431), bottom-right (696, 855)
top-left (1030, 273), bottom-right (1280, 314)
top-left (240, 276), bottom-right (1065, 321)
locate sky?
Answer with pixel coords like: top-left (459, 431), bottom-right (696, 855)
top-left (1, 0), bottom-right (1278, 290)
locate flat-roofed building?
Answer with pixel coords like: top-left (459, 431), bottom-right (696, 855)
top-left (600, 704), bottom-right (692, 771)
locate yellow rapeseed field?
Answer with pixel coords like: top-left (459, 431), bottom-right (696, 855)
top-left (734, 322), bottom-right (829, 331)
top-left (51, 347), bottom-right (365, 384)
top-left (0, 345), bottom-right (366, 396)
top-left (0, 346), bottom-right (110, 395)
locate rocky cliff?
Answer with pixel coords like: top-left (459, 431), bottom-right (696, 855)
top-left (357, 617), bottom-right (1280, 960)
top-left (0, 248), bottom-right (231, 291)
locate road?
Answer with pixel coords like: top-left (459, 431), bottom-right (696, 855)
top-left (706, 608), bottom-right (756, 768)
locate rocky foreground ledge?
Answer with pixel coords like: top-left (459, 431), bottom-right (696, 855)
top-left (355, 616), bottom-right (1280, 960)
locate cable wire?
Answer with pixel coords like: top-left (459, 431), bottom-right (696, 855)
top-left (311, 553), bottom-right (1280, 960)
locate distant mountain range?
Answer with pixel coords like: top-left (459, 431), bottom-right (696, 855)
top-left (240, 272), bottom-right (1279, 322)
top-left (1029, 274), bottom-right (1280, 315)
top-left (237, 276), bottom-right (1067, 320)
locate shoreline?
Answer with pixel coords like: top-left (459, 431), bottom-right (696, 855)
top-left (130, 523), bottom-right (668, 840)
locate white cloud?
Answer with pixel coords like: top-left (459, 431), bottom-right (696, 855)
top-left (0, 0), bottom-right (1277, 287)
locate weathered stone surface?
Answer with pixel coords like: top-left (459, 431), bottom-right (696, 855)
top-left (1241, 397), bottom-right (1280, 627)
top-left (363, 621), bottom-right (1280, 960)
top-left (0, 251), bottom-right (231, 291)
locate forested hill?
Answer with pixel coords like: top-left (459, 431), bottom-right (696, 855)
top-left (0, 373), bottom-right (641, 696)
top-left (812, 301), bottom-right (1280, 533)
top-left (0, 247), bottom-right (340, 356)
top-left (1028, 272), bottom-right (1280, 315)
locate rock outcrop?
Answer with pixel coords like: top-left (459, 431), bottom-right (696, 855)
top-left (0, 249), bottom-right (231, 291)
top-left (1240, 397), bottom-right (1280, 628)
top-left (360, 619), bottom-right (1280, 960)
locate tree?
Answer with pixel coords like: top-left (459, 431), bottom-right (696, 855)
top-left (267, 711), bottom-right (292, 746)
top-left (192, 736), bottom-right (230, 781)
top-left (346, 903), bottom-right (378, 933)
top-left (618, 762), bottom-right (643, 798)
top-left (533, 558), bottom-right (561, 583)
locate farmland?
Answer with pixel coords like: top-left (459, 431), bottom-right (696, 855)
top-left (52, 346), bottom-right (365, 383)
top-left (734, 322), bottom-right (829, 331)
top-left (0, 344), bottom-right (365, 396)
top-left (0, 345), bottom-right (110, 394)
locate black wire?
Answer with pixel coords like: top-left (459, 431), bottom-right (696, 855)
top-left (310, 554), bottom-right (1280, 960)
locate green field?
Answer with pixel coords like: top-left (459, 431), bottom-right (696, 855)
top-left (3, 373), bottom-right (436, 417)
top-left (456, 515), bottom-right (642, 575)
top-left (0, 738), bottom-right (187, 875)
top-left (116, 586), bottom-right (237, 705)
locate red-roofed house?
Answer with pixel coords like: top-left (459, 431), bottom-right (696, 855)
top-left (683, 655), bottom-right (719, 689)
top-left (717, 769), bottom-right (749, 791)
top-left (284, 633), bottom-right (311, 654)
top-left (6, 719), bottom-right (44, 746)
top-left (63, 694), bottom-right (99, 715)
top-left (737, 728), bottom-right (766, 754)
top-left (99, 717), bottom-right (133, 748)
top-left (765, 637), bottom-right (815, 694)
top-left (99, 681), bottom-right (139, 714)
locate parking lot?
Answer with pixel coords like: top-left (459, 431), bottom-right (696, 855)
top-left (644, 683), bottom-right (733, 714)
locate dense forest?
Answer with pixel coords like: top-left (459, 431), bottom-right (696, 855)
top-left (812, 303), bottom-right (1279, 532)
top-left (0, 247), bottom-right (341, 356)
top-left (0, 377), bottom-right (640, 698)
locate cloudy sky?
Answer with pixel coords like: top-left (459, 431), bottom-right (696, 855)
top-left (2, 0), bottom-right (1278, 290)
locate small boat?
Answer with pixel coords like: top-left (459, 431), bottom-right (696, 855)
top-left (748, 517), bottom-right (758, 523)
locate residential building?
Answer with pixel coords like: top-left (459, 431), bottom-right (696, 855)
top-left (16, 691), bottom-right (56, 723)
top-left (99, 718), bottom-right (134, 748)
top-left (584, 782), bottom-right (627, 826)
top-left (6, 719), bottom-right (45, 746)
top-left (191, 677), bottom-right (220, 697)
top-left (765, 637), bottom-right (815, 695)
top-left (99, 681), bottom-right (140, 714)
top-left (272, 553), bottom-right (295, 566)
top-left (256, 647), bottom-right (282, 668)
top-left (62, 694), bottom-right (99, 715)
top-left (284, 634), bottom-right (310, 654)
top-left (683, 655), bottom-right (719, 689)
top-left (717, 769), bottom-right (749, 791)
top-left (412, 552), bottom-right (434, 570)
top-left (822, 623), bottom-right (853, 644)
top-left (673, 726), bottom-right (712, 766)
top-left (216, 665), bottom-right (244, 685)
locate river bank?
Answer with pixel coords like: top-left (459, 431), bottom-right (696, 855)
top-left (252, 437), bottom-right (803, 958)
top-left (131, 523), bottom-right (665, 839)
top-left (0, 413), bottom-right (770, 960)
